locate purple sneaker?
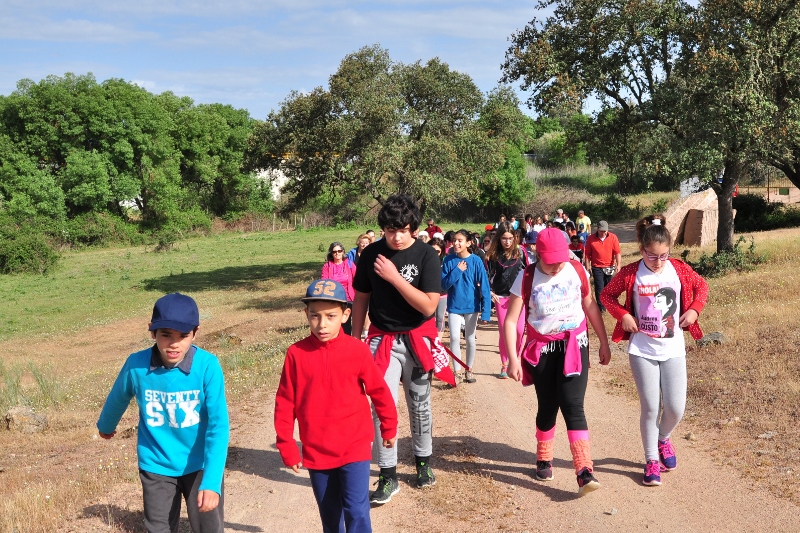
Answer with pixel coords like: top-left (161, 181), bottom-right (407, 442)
top-left (576, 467), bottom-right (600, 494)
top-left (658, 438), bottom-right (677, 471)
top-left (643, 460), bottom-right (662, 486)
top-left (535, 460), bottom-right (554, 481)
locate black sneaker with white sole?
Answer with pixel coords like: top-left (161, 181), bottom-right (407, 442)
top-left (369, 475), bottom-right (400, 505)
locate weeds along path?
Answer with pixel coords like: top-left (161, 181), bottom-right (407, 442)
top-left (223, 321), bottom-right (798, 532)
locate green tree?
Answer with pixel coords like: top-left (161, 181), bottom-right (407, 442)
top-left (502, 0), bottom-right (799, 251)
top-left (245, 45), bottom-right (506, 214)
top-left (678, 0), bottom-right (800, 250)
top-left (475, 87), bottom-right (534, 209)
top-left (0, 73), bottom-right (257, 233)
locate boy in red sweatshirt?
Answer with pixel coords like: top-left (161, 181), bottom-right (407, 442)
top-left (274, 279), bottom-right (398, 532)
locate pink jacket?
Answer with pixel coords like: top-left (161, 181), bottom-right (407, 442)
top-left (321, 259), bottom-right (356, 301)
top-left (600, 258), bottom-right (709, 343)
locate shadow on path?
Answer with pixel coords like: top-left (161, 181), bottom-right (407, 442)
top-left (227, 446), bottom-right (311, 488)
top-left (141, 262), bottom-right (319, 293)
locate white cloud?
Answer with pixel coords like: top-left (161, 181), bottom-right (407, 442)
top-left (0, 16), bottom-right (156, 43)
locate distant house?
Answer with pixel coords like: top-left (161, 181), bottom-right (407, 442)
top-left (256, 169), bottom-right (289, 200)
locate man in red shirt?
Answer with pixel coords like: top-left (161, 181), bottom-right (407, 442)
top-left (425, 218), bottom-right (443, 237)
top-left (583, 220), bottom-right (621, 312)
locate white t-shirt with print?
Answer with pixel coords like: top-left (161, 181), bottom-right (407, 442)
top-left (510, 263), bottom-right (586, 336)
top-left (629, 260), bottom-right (685, 360)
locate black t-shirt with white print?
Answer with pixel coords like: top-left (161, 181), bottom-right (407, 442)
top-left (353, 238), bottom-right (442, 332)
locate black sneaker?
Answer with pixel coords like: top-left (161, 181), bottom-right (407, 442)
top-left (416, 461), bottom-right (437, 489)
top-left (369, 475), bottom-right (399, 505)
top-left (576, 467), bottom-right (600, 494)
top-left (535, 460), bottom-right (554, 481)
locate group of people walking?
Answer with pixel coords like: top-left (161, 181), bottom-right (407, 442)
top-left (96, 194), bottom-right (709, 533)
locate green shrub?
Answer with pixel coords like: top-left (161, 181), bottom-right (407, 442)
top-left (559, 194), bottom-right (638, 222)
top-left (59, 212), bottom-right (145, 247)
top-left (0, 229), bottom-right (59, 274)
top-left (681, 236), bottom-right (766, 277)
top-left (733, 194), bottom-right (800, 232)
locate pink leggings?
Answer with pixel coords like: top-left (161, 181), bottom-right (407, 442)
top-left (496, 296), bottom-right (525, 365)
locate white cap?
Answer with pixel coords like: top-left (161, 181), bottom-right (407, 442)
top-left (433, 232), bottom-right (444, 240)
top-left (418, 230), bottom-right (429, 237)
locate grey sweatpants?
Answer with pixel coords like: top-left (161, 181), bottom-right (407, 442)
top-left (629, 354), bottom-right (687, 461)
top-left (448, 312), bottom-right (479, 372)
top-left (139, 469), bottom-right (224, 533)
top-left (370, 335), bottom-right (433, 468)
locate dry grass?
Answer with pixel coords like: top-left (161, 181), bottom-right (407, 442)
top-left (602, 227), bottom-right (800, 505)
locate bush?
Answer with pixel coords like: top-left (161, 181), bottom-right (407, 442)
top-left (681, 236), bottom-right (766, 277)
top-left (0, 231), bottom-right (59, 274)
top-left (733, 194), bottom-right (800, 232)
top-left (558, 194), bottom-right (639, 222)
top-left (0, 214), bottom-right (60, 274)
top-left (58, 212), bottom-right (145, 248)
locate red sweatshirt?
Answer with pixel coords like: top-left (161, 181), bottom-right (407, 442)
top-left (274, 332), bottom-right (397, 470)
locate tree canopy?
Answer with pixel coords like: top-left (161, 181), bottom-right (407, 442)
top-left (503, 0), bottom-right (800, 251)
top-left (245, 45), bottom-right (531, 214)
top-left (0, 73), bottom-right (262, 233)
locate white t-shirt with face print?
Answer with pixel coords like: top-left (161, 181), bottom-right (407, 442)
top-left (629, 260), bottom-right (686, 360)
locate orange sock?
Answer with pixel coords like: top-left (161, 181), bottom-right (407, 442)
top-left (569, 439), bottom-right (593, 474)
top-left (537, 438), bottom-right (554, 462)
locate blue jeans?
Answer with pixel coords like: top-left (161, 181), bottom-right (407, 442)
top-left (308, 460), bottom-right (371, 533)
top-left (591, 267), bottom-right (613, 312)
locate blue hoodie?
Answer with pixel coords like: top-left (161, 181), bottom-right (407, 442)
top-left (441, 253), bottom-right (491, 321)
top-left (97, 346), bottom-right (229, 494)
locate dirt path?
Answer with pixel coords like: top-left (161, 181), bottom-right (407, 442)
top-left (222, 322), bottom-right (798, 532)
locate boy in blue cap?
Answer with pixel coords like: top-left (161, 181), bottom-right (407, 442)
top-left (97, 293), bottom-right (229, 533)
top-left (275, 279), bottom-right (398, 532)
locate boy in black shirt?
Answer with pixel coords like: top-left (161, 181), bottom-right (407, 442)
top-left (352, 194), bottom-right (451, 506)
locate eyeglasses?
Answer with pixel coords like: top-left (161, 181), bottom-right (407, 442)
top-left (643, 250), bottom-right (670, 261)
top-left (332, 249), bottom-right (344, 254)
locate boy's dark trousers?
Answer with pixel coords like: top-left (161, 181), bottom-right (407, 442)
top-left (139, 469), bottom-right (224, 533)
top-left (308, 460), bottom-right (371, 533)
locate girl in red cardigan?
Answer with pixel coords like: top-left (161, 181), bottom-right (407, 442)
top-left (601, 215), bottom-right (709, 487)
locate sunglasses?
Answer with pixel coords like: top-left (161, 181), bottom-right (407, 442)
top-left (332, 249), bottom-right (344, 253)
top-left (643, 250), bottom-right (670, 261)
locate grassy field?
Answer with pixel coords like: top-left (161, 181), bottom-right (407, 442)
top-left (1, 222), bottom-right (799, 531)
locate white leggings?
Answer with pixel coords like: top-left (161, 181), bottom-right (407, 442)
top-left (448, 312), bottom-right (479, 372)
top-left (629, 354), bottom-right (687, 461)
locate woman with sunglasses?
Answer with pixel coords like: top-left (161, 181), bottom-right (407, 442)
top-left (601, 214), bottom-right (709, 487)
top-left (321, 241), bottom-right (356, 335)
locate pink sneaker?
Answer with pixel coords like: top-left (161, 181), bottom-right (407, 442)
top-left (643, 460), bottom-right (662, 486)
top-left (658, 438), bottom-right (677, 471)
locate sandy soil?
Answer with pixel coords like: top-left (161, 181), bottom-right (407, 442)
top-left (218, 322), bottom-right (798, 533)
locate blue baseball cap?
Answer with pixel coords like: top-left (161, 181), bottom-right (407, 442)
top-left (149, 293), bottom-right (200, 333)
top-left (301, 279), bottom-right (349, 304)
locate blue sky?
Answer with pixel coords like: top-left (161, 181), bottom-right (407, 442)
top-left (1, 1), bottom-right (552, 119)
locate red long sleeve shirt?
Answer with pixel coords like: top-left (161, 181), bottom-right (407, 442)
top-left (600, 258), bottom-right (709, 343)
top-left (274, 332), bottom-right (398, 470)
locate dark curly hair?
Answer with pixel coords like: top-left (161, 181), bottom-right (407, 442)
top-left (377, 194), bottom-right (422, 232)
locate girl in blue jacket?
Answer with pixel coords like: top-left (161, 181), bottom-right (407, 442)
top-left (442, 229), bottom-right (491, 383)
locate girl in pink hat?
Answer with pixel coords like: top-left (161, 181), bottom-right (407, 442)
top-left (503, 228), bottom-right (611, 494)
